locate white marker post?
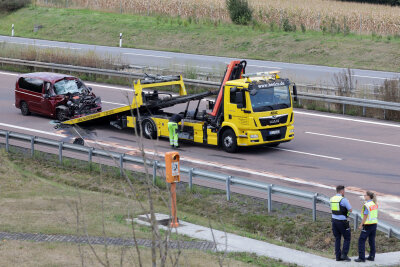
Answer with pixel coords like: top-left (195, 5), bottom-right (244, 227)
top-left (11, 24), bottom-right (14, 37)
top-left (119, 33), bottom-right (122, 48)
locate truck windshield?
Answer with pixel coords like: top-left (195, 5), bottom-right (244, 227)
top-left (250, 85), bottom-right (291, 112)
top-left (54, 79), bottom-right (87, 95)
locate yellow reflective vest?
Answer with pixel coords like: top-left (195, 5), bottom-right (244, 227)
top-left (362, 201), bottom-right (378, 225)
top-left (330, 195), bottom-right (349, 217)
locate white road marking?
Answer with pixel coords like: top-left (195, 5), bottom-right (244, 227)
top-left (272, 147), bottom-right (342, 160)
top-left (247, 64), bottom-right (283, 70)
top-left (306, 132), bottom-right (400, 148)
top-left (0, 122), bottom-right (64, 137)
top-left (5, 41), bottom-right (81, 50)
top-left (352, 74), bottom-right (395, 80)
top-left (174, 64), bottom-right (213, 70)
top-left (123, 53), bottom-right (172, 59)
top-left (0, 71), bottom-right (18, 76)
top-left (295, 110), bottom-right (400, 128)
top-left (102, 101), bottom-right (127, 106)
top-left (85, 82), bottom-right (133, 92)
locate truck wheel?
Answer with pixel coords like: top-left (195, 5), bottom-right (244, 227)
top-left (221, 129), bottom-right (238, 153)
top-left (56, 108), bottom-right (68, 122)
top-left (20, 101), bottom-right (30, 116)
top-left (142, 118), bottom-right (157, 139)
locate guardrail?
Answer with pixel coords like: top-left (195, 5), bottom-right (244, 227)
top-left (1, 57), bottom-right (399, 114)
top-left (0, 129), bottom-right (399, 240)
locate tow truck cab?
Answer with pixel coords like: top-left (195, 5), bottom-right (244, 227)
top-left (218, 73), bottom-right (295, 152)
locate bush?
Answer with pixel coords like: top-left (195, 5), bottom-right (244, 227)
top-left (0, 0), bottom-right (30, 12)
top-left (226, 0), bottom-right (253, 25)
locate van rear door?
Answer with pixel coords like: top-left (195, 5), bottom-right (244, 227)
top-left (17, 77), bottom-right (45, 114)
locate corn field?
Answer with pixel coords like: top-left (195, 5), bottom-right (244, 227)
top-left (35, 0), bottom-right (400, 35)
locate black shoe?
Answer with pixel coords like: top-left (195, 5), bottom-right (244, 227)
top-left (354, 258), bottom-right (365, 262)
top-left (170, 145), bottom-right (174, 148)
top-left (336, 258), bottom-right (343, 261)
top-left (366, 257), bottom-right (374, 261)
top-left (174, 145), bottom-right (179, 148)
top-left (341, 256), bottom-right (351, 262)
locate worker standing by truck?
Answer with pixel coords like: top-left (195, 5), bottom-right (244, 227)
top-left (168, 114), bottom-right (182, 148)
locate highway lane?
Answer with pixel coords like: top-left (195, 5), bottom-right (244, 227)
top-left (1, 35), bottom-right (400, 88)
top-left (1, 70), bottom-right (400, 225)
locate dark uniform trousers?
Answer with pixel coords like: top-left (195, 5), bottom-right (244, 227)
top-left (332, 219), bottom-right (351, 260)
top-left (358, 224), bottom-right (377, 260)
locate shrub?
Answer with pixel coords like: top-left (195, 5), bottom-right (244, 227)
top-left (0, 0), bottom-right (30, 12)
top-left (226, 0), bottom-right (252, 25)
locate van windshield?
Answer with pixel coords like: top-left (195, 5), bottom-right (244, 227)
top-left (54, 79), bottom-right (87, 95)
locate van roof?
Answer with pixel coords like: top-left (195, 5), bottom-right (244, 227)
top-left (19, 72), bottom-right (76, 83)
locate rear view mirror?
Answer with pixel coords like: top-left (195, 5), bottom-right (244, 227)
top-left (292, 84), bottom-right (298, 102)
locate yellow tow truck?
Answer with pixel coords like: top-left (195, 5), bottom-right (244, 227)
top-left (63, 60), bottom-right (298, 152)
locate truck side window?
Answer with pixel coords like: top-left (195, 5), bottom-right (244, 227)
top-left (19, 78), bottom-right (44, 93)
top-left (230, 90), bottom-right (246, 108)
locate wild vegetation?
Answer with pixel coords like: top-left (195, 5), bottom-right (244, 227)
top-left (35, 0), bottom-right (400, 35)
top-left (0, 0), bottom-right (30, 12)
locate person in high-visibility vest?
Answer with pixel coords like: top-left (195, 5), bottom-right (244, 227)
top-left (330, 185), bottom-right (352, 262)
top-left (168, 114), bottom-right (182, 148)
top-left (355, 191), bottom-right (378, 263)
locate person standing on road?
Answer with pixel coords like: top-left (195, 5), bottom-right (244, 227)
top-left (355, 191), bottom-right (378, 263)
top-left (168, 114), bottom-right (182, 148)
top-left (330, 185), bottom-right (352, 262)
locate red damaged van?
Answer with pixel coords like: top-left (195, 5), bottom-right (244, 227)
top-left (15, 72), bottom-right (101, 121)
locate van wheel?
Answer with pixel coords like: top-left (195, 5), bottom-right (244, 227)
top-left (20, 101), bottom-right (30, 116)
top-left (142, 118), bottom-right (157, 139)
top-left (56, 109), bottom-right (68, 122)
top-left (221, 129), bottom-right (237, 153)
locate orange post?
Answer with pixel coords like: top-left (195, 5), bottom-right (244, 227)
top-left (170, 183), bottom-right (179, 228)
top-left (165, 152), bottom-right (180, 228)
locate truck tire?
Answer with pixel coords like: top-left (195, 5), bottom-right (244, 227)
top-left (221, 129), bottom-right (238, 153)
top-left (56, 108), bottom-right (68, 122)
top-left (20, 101), bottom-right (31, 116)
top-left (142, 118), bottom-right (157, 139)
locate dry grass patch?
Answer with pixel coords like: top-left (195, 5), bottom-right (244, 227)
top-left (0, 240), bottom-right (252, 267)
top-left (36, 0), bottom-right (400, 35)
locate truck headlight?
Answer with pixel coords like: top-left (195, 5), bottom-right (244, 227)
top-left (289, 129), bottom-right (294, 133)
top-left (250, 134), bottom-right (258, 138)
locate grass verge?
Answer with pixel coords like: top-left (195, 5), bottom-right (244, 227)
top-left (0, 7), bottom-right (399, 72)
top-left (1, 145), bottom-right (399, 261)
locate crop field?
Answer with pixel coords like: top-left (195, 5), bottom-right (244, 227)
top-left (36, 0), bottom-right (400, 35)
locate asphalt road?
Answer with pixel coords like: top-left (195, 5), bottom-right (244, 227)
top-left (1, 70), bottom-right (400, 226)
top-left (1, 35), bottom-right (400, 88)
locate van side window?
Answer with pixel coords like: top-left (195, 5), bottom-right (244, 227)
top-left (19, 78), bottom-right (44, 93)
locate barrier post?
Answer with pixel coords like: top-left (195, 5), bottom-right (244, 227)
top-left (267, 184), bottom-right (272, 213)
top-left (312, 193), bottom-right (317, 222)
top-left (152, 160), bottom-right (158, 184)
top-left (119, 33), bottom-right (123, 48)
top-left (30, 136), bottom-right (35, 157)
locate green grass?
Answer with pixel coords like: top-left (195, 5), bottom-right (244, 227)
top-left (0, 6), bottom-right (400, 72)
top-left (2, 146), bottom-right (400, 261)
